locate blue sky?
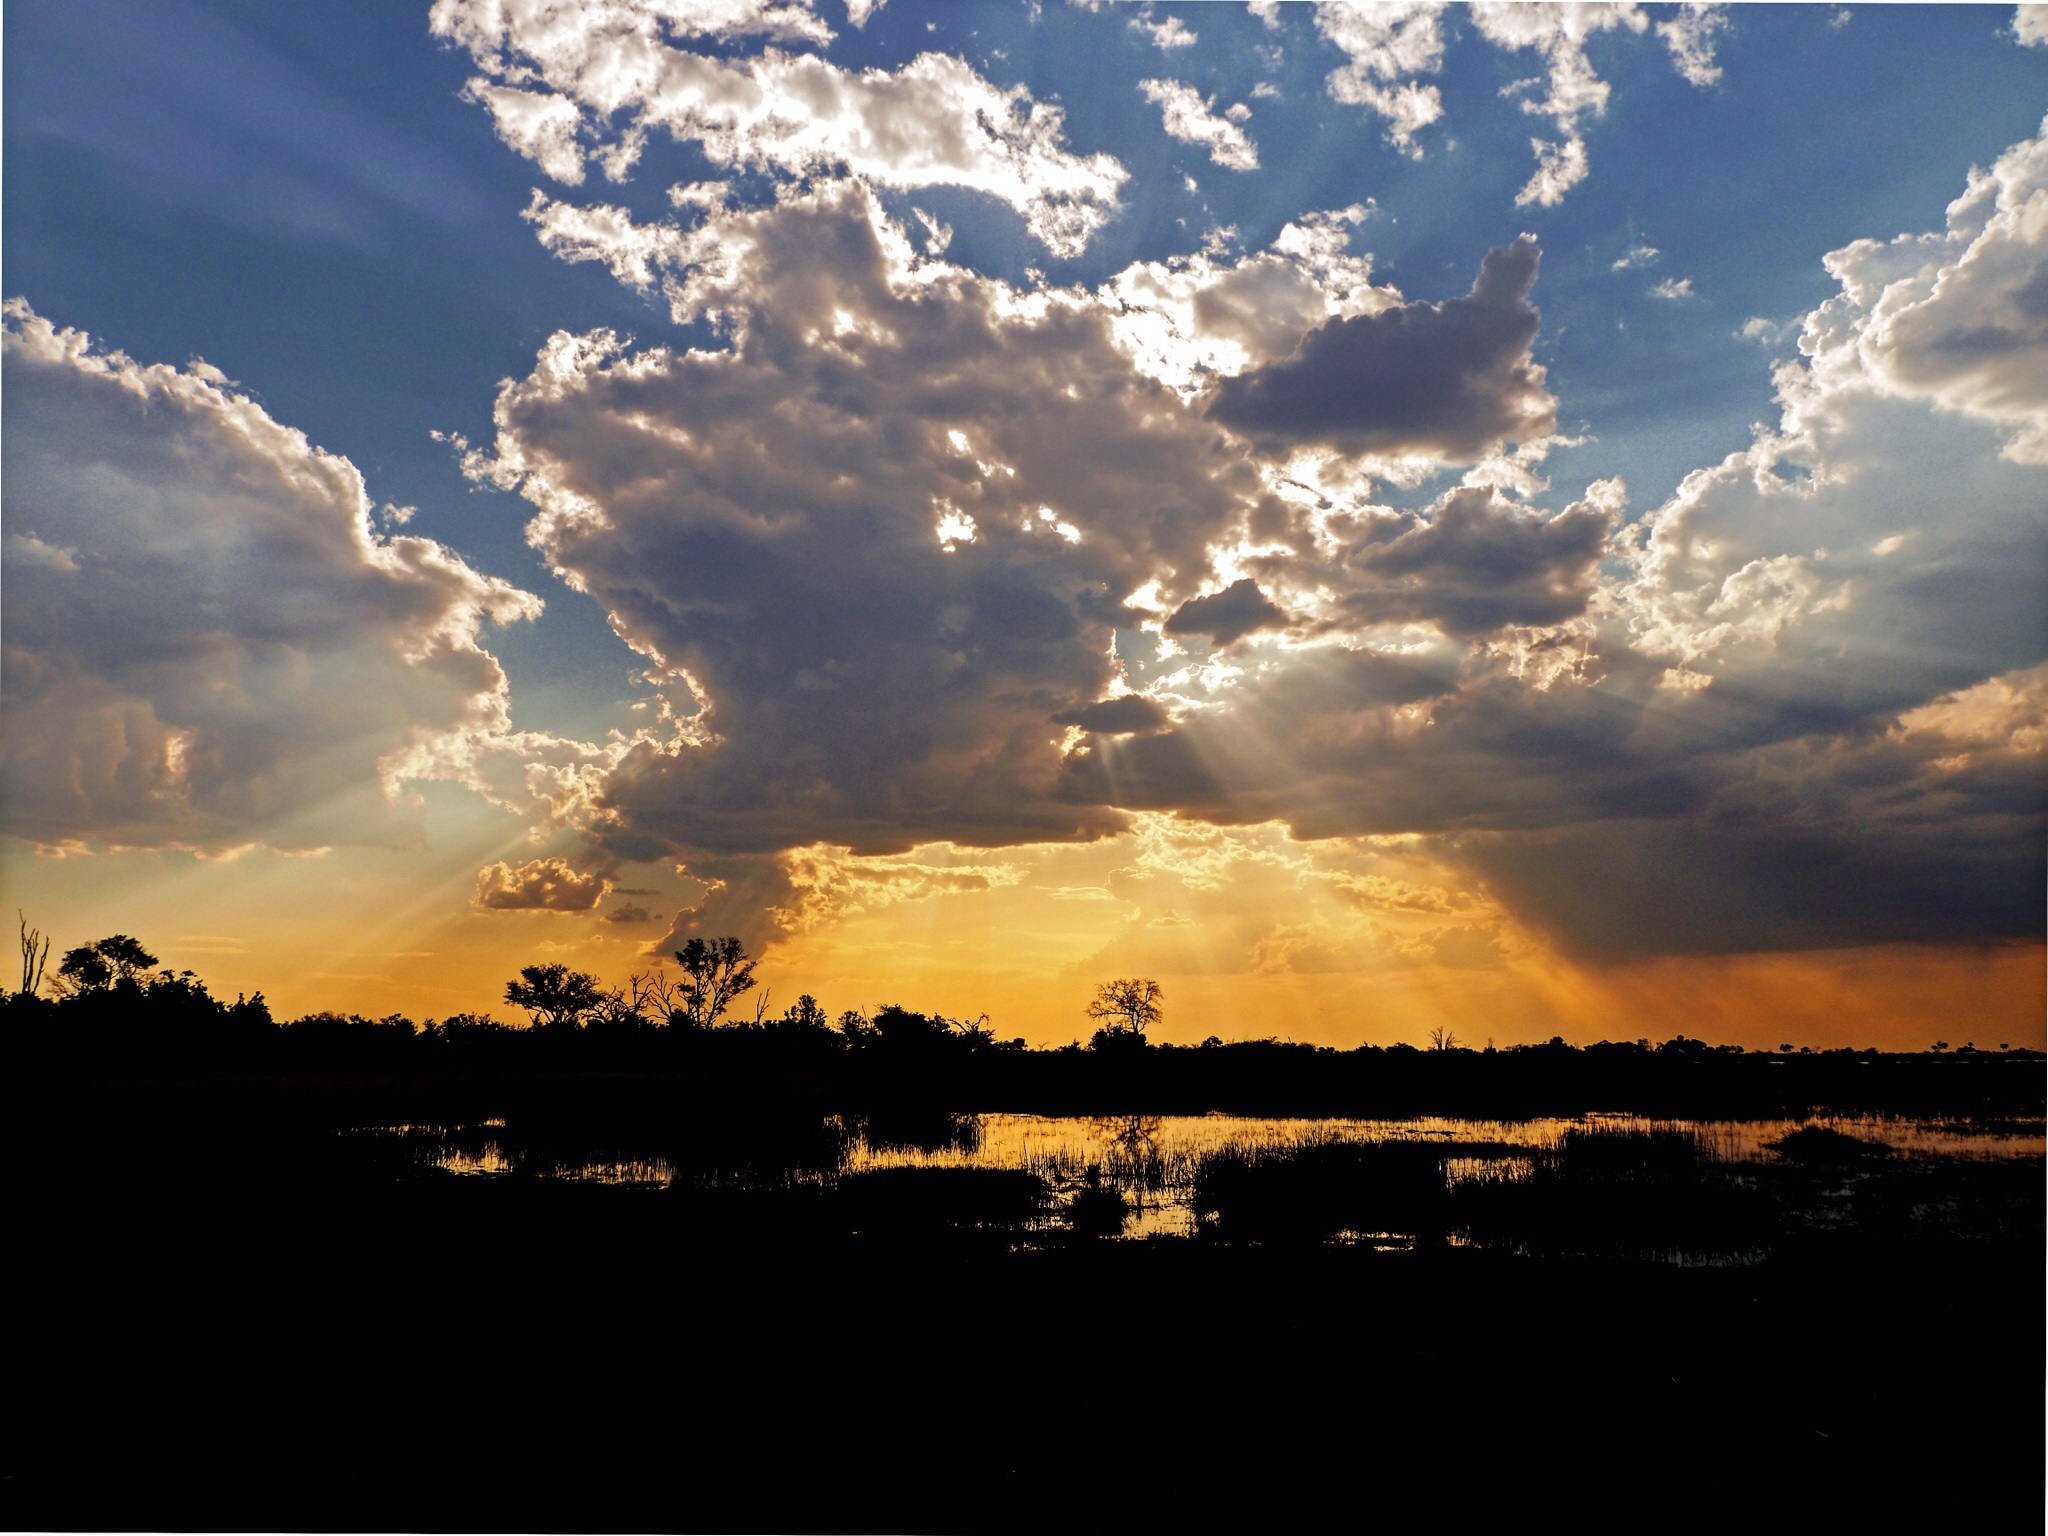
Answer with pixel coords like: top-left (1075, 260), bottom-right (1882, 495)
top-left (4, 3), bottom-right (2045, 1043)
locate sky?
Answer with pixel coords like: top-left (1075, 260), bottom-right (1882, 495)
top-left (4, 0), bottom-right (2046, 1049)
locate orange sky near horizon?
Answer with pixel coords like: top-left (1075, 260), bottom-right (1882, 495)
top-left (8, 797), bottom-right (2039, 1052)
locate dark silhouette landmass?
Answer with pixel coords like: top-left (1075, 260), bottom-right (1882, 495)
top-left (3, 951), bottom-right (2041, 1531)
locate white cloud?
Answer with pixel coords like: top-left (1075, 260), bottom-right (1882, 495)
top-left (0, 301), bottom-right (541, 854)
top-left (1657, 2), bottom-right (1730, 86)
top-left (430, 0), bottom-right (1128, 256)
top-left (1315, 1), bottom-right (1448, 155)
top-left (1140, 79), bottom-right (1259, 171)
top-left (2014, 6), bottom-right (2047, 47)
top-left (1130, 7), bottom-right (1196, 50)
top-left (1468, 2), bottom-right (1725, 205)
top-left (1613, 242), bottom-right (1659, 270)
top-left (1649, 276), bottom-right (1694, 300)
top-left (1809, 116), bottom-right (2048, 461)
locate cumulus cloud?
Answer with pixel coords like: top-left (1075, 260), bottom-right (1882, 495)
top-left (1812, 118), bottom-right (2048, 461)
top-left (474, 856), bottom-right (613, 911)
top-left (1323, 484), bottom-right (1617, 637)
top-left (1163, 578), bottom-right (1289, 646)
top-left (1208, 236), bottom-right (1556, 460)
top-left (2014, 6), bottom-right (2047, 47)
top-left (430, 0), bottom-right (1127, 255)
top-left (1093, 204), bottom-right (1392, 394)
top-left (454, 99), bottom-right (2045, 968)
top-left (0, 301), bottom-right (540, 855)
top-left (1140, 80), bottom-right (1258, 171)
top-left (469, 181), bottom-right (1263, 867)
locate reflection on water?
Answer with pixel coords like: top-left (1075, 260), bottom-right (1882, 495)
top-left (349, 1110), bottom-right (2043, 1248)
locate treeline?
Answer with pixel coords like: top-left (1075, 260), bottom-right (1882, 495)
top-left (3, 930), bottom-right (2040, 1119)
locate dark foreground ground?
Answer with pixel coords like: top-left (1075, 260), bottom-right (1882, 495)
top-left (8, 1089), bottom-right (2043, 1535)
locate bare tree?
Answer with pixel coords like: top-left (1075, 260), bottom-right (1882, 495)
top-left (1086, 977), bottom-right (1163, 1038)
top-left (672, 936), bottom-right (758, 1028)
top-left (1428, 1026), bottom-right (1459, 1052)
top-left (18, 913), bottom-right (49, 998)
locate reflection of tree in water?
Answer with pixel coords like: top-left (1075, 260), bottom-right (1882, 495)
top-left (1093, 1115), bottom-right (1165, 1204)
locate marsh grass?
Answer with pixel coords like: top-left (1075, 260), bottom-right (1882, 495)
top-left (322, 1106), bottom-right (2039, 1260)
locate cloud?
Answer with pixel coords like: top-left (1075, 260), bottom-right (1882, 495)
top-left (1311, 3), bottom-right (1727, 199)
top-left (1473, 3), bottom-right (1726, 205)
top-left (1208, 236), bottom-right (1555, 460)
top-left (469, 181), bottom-right (1261, 866)
top-left (2014, 6), bottom-right (2047, 47)
top-left (1814, 117), bottom-right (2048, 461)
top-left (474, 856), bottom-right (613, 911)
top-left (1324, 483), bottom-right (1618, 637)
top-left (1314, 2), bottom-right (1448, 155)
top-left (1130, 8), bottom-right (1195, 50)
top-left (603, 903), bottom-right (660, 924)
top-left (457, 109), bottom-right (2047, 968)
top-left (1052, 694), bottom-right (1173, 735)
top-left (1657, 3), bottom-right (1731, 86)
top-left (1649, 276), bottom-right (1694, 300)
top-left (1163, 578), bottom-right (1289, 646)
top-left (654, 842), bottom-right (1025, 954)
top-left (0, 300), bottom-right (541, 855)
top-left (431, 0), bottom-right (1128, 255)
top-left (1140, 80), bottom-right (1258, 171)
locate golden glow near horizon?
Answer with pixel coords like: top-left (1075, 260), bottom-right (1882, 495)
top-left (7, 10), bottom-right (2046, 1057)
top-left (7, 805), bottom-right (2038, 1051)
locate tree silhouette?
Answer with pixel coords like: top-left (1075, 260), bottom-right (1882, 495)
top-left (1086, 977), bottom-right (1162, 1039)
top-left (672, 936), bottom-right (757, 1027)
top-left (505, 963), bottom-right (606, 1030)
top-left (56, 934), bottom-right (159, 994)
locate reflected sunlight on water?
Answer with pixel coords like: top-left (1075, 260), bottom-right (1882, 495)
top-left (353, 1110), bottom-right (2043, 1243)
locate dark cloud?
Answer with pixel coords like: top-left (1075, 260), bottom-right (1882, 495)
top-left (486, 182), bottom-right (1260, 859)
top-left (603, 903), bottom-right (658, 923)
top-left (1466, 776), bottom-right (2046, 960)
top-left (1208, 237), bottom-right (1555, 460)
top-left (1163, 578), bottom-right (1289, 646)
top-left (1053, 694), bottom-right (1172, 734)
top-left (1331, 486), bottom-right (1614, 635)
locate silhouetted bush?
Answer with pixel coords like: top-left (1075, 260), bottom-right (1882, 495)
top-left (1193, 1137), bottom-right (1457, 1243)
top-left (837, 1166), bottom-right (1046, 1237)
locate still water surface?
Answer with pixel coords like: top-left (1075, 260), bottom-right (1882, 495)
top-left (394, 1110), bottom-right (2044, 1239)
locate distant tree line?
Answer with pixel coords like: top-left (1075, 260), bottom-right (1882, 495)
top-left (4, 921), bottom-right (2040, 1118)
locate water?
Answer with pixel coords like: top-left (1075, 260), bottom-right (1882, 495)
top-left (347, 1109), bottom-right (2045, 1245)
